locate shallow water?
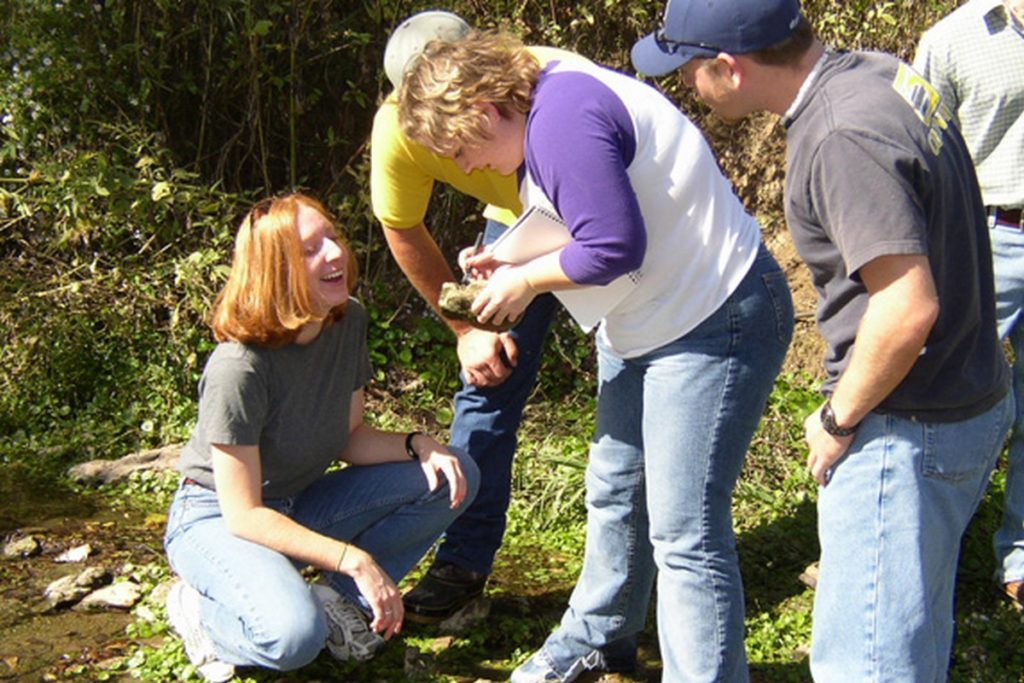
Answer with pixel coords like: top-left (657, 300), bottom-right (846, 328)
top-left (1, 468), bottom-right (153, 682)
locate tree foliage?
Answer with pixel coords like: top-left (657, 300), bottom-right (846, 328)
top-left (0, 0), bottom-right (962, 472)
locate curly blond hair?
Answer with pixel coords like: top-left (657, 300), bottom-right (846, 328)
top-left (397, 30), bottom-right (540, 156)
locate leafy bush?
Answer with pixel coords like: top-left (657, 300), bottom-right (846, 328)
top-left (0, 0), bottom-right (967, 514)
top-left (8, 4), bottom-right (1018, 681)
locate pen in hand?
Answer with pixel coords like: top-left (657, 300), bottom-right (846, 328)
top-left (461, 231), bottom-right (484, 283)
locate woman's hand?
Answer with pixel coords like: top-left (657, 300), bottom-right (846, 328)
top-left (463, 248), bottom-right (505, 281)
top-left (470, 265), bottom-right (538, 326)
top-left (411, 433), bottom-right (471, 509)
top-left (343, 546), bottom-right (404, 638)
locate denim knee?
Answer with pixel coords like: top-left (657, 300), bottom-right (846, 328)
top-left (250, 592), bottom-right (326, 671)
top-left (458, 448), bottom-right (482, 505)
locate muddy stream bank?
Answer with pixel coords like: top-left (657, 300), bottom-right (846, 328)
top-left (1, 469), bottom-right (163, 682)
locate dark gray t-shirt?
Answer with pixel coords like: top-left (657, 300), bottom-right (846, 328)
top-left (177, 300), bottom-right (373, 497)
top-left (784, 50), bottom-right (1008, 421)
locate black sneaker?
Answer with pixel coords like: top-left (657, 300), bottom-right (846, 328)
top-left (402, 559), bottom-right (487, 623)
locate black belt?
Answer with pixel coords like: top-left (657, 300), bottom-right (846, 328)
top-left (989, 206), bottom-right (1024, 229)
top-left (182, 477), bottom-right (210, 489)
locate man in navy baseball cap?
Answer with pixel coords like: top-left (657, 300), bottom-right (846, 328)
top-left (631, 0), bottom-right (801, 75)
top-left (631, 2), bottom-right (1013, 683)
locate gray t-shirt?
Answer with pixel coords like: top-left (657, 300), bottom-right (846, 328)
top-left (783, 50), bottom-right (1008, 422)
top-left (177, 300), bottom-right (373, 498)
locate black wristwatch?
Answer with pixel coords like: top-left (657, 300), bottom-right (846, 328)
top-left (820, 399), bottom-right (859, 437)
top-left (405, 431), bottom-right (423, 461)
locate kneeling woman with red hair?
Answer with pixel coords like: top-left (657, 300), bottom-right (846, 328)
top-left (163, 193), bottom-right (478, 681)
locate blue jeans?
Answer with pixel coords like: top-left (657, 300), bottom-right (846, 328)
top-left (439, 219), bottom-right (558, 575)
top-left (536, 246), bottom-right (793, 682)
top-left (991, 222), bottom-right (1024, 584)
top-left (810, 395), bottom-right (1012, 682)
top-left (164, 454), bottom-right (479, 670)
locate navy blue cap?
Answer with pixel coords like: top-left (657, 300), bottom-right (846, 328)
top-left (632, 0), bottom-right (802, 76)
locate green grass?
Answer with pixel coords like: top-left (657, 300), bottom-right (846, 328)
top-left (26, 369), bottom-right (1022, 682)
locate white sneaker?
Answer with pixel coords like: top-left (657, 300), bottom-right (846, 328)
top-left (165, 580), bottom-right (236, 683)
top-left (311, 583), bottom-right (385, 662)
top-left (511, 648), bottom-right (603, 683)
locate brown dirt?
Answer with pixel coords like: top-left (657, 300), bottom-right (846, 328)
top-left (697, 107), bottom-right (826, 383)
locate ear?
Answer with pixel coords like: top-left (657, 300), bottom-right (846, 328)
top-left (711, 52), bottom-right (744, 90)
top-left (475, 101), bottom-right (502, 122)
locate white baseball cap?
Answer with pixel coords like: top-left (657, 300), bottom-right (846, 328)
top-left (384, 10), bottom-right (471, 90)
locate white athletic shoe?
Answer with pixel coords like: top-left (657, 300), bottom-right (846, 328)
top-left (311, 583), bottom-right (385, 662)
top-left (165, 580), bottom-right (236, 683)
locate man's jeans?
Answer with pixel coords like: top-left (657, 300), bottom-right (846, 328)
top-left (810, 394), bottom-right (1012, 682)
top-left (164, 454), bottom-right (479, 670)
top-left (438, 219), bottom-right (558, 575)
top-left (991, 222), bottom-right (1024, 585)
top-left (535, 246), bottom-right (793, 682)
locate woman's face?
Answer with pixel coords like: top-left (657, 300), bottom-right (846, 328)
top-left (452, 103), bottom-right (526, 176)
top-left (296, 202), bottom-right (349, 315)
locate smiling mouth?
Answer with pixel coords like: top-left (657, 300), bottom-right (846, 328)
top-left (321, 271), bottom-right (345, 283)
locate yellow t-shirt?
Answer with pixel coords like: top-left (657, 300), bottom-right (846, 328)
top-left (370, 46), bottom-right (584, 230)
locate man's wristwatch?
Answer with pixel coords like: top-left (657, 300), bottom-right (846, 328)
top-left (820, 399), bottom-right (859, 437)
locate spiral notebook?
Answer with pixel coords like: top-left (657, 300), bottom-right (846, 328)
top-left (489, 205), bottom-right (642, 331)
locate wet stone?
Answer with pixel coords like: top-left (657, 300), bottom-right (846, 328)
top-left (3, 535), bottom-right (41, 559)
top-left (76, 581), bottom-right (142, 611)
top-left (54, 543), bottom-right (92, 563)
top-left (67, 445), bottom-right (181, 486)
top-left (43, 567), bottom-right (112, 609)
top-left (437, 596), bottom-right (491, 634)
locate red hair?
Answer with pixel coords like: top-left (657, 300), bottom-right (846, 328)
top-left (210, 193), bottom-right (359, 347)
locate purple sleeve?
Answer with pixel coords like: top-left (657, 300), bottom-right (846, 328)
top-left (526, 69), bottom-right (642, 285)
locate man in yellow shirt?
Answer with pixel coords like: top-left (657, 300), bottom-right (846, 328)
top-left (374, 12), bottom-right (575, 621)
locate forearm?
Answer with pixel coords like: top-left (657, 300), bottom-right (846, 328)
top-left (226, 504), bottom-right (351, 571)
top-left (212, 444), bottom-right (372, 576)
top-left (829, 316), bottom-right (929, 425)
top-left (520, 249), bottom-right (582, 293)
top-left (827, 257), bottom-right (939, 427)
top-left (382, 221), bottom-right (473, 336)
top-left (803, 255), bottom-right (938, 485)
top-left (341, 423), bottom-right (417, 466)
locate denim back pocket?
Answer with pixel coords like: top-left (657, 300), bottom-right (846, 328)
top-left (921, 397), bottom-right (1011, 483)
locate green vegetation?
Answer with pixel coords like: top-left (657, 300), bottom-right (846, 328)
top-left (2, 0), bottom-right (1022, 681)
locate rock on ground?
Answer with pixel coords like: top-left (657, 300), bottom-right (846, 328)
top-left (66, 445), bottom-right (181, 485)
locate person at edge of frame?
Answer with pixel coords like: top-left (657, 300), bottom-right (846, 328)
top-left (914, 0), bottom-right (1024, 612)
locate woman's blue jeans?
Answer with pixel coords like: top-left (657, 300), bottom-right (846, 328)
top-left (536, 245), bottom-right (794, 682)
top-left (164, 453), bottom-right (479, 670)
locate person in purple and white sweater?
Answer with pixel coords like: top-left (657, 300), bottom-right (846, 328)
top-left (398, 30), bottom-right (794, 683)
